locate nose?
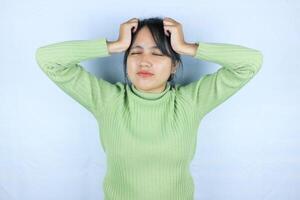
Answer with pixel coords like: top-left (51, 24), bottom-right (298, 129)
top-left (139, 54), bottom-right (152, 67)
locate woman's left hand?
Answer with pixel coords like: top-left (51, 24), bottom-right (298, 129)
top-left (163, 17), bottom-right (198, 56)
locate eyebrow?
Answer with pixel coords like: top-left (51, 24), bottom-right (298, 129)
top-left (131, 45), bottom-right (159, 49)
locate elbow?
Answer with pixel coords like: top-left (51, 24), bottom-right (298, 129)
top-left (253, 50), bottom-right (263, 74)
top-left (35, 47), bottom-right (50, 69)
top-left (35, 47), bottom-right (44, 65)
top-left (235, 50), bottom-right (263, 80)
top-left (244, 50), bottom-right (263, 76)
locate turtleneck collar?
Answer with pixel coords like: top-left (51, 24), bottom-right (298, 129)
top-left (130, 82), bottom-right (171, 100)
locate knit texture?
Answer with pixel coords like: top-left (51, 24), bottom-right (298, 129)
top-left (35, 38), bottom-right (263, 200)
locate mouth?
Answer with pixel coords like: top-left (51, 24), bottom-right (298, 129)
top-left (137, 72), bottom-right (154, 78)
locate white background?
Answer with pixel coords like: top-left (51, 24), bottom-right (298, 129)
top-left (1, 0), bottom-right (299, 199)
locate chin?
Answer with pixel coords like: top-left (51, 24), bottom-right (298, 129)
top-left (133, 78), bottom-right (153, 86)
top-left (135, 83), bottom-right (152, 90)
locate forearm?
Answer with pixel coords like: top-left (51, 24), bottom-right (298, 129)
top-left (177, 42), bottom-right (263, 119)
top-left (193, 42), bottom-right (263, 74)
top-left (106, 40), bottom-right (127, 54)
top-left (35, 38), bottom-right (110, 67)
top-left (181, 42), bottom-right (199, 57)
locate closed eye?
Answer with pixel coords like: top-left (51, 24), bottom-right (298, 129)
top-left (130, 53), bottom-right (164, 56)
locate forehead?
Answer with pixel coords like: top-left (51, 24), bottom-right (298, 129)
top-left (131, 27), bottom-right (162, 50)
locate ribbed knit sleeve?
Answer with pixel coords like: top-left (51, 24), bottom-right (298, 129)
top-left (35, 38), bottom-right (123, 118)
top-left (177, 42), bottom-right (263, 119)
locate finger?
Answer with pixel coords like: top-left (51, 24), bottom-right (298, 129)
top-left (164, 25), bottom-right (172, 36)
top-left (132, 23), bottom-right (138, 32)
top-left (164, 17), bottom-right (173, 21)
top-left (164, 18), bottom-right (180, 27)
top-left (164, 29), bottom-right (169, 36)
top-left (130, 17), bottom-right (139, 21)
top-left (131, 26), bottom-right (137, 32)
top-left (166, 30), bottom-right (171, 36)
top-left (128, 18), bottom-right (139, 23)
top-left (131, 26), bottom-right (135, 32)
top-left (164, 17), bottom-right (177, 23)
top-left (163, 21), bottom-right (178, 27)
top-left (164, 25), bottom-right (175, 30)
top-left (163, 18), bottom-right (174, 25)
top-left (163, 19), bottom-right (173, 25)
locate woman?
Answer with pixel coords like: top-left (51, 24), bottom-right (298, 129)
top-left (35, 17), bottom-right (263, 200)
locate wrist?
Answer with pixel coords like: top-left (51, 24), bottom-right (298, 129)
top-left (106, 40), bottom-right (126, 54)
top-left (182, 42), bottom-right (199, 57)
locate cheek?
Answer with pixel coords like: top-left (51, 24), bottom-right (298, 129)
top-left (126, 58), bottom-right (133, 70)
top-left (156, 62), bottom-right (172, 75)
top-left (126, 64), bottom-right (137, 79)
top-left (127, 58), bottom-right (138, 70)
top-left (159, 68), bottom-right (172, 78)
top-left (127, 57), bottom-right (172, 75)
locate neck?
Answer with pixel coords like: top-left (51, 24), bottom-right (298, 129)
top-left (134, 83), bottom-right (168, 94)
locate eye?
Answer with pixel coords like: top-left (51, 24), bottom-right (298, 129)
top-left (130, 52), bottom-right (163, 56)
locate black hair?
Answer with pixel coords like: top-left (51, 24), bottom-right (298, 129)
top-left (123, 16), bottom-right (183, 89)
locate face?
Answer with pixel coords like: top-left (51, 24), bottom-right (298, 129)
top-left (127, 26), bottom-right (176, 93)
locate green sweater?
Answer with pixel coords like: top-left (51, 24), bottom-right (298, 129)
top-left (35, 38), bottom-right (263, 200)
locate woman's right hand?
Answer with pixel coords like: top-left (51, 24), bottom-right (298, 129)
top-left (107, 18), bottom-right (139, 54)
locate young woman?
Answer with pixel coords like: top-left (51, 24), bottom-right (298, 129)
top-left (35, 17), bottom-right (263, 200)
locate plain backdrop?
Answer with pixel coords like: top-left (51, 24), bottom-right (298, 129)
top-left (1, 0), bottom-right (299, 200)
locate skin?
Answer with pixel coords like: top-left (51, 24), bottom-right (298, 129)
top-left (126, 26), bottom-right (177, 93)
top-left (107, 17), bottom-right (199, 93)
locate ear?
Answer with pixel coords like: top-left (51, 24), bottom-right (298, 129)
top-left (171, 61), bottom-right (179, 73)
top-left (171, 65), bottom-right (177, 73)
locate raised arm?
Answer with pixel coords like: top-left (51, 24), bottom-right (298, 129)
top-left (177, 42), bottom-right (263, 119)
top-left (35, 38), bottom-right (123, 118)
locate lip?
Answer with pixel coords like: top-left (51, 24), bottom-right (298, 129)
top-left (137, 72), bottom-right (154, 78)
top-left (137, 70), bottom-right (154, 78)
top-left (137, 70), bottom-right (154, 75)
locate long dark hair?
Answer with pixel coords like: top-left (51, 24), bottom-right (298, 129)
top-left (123, 16), bottom-right (183, 89)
